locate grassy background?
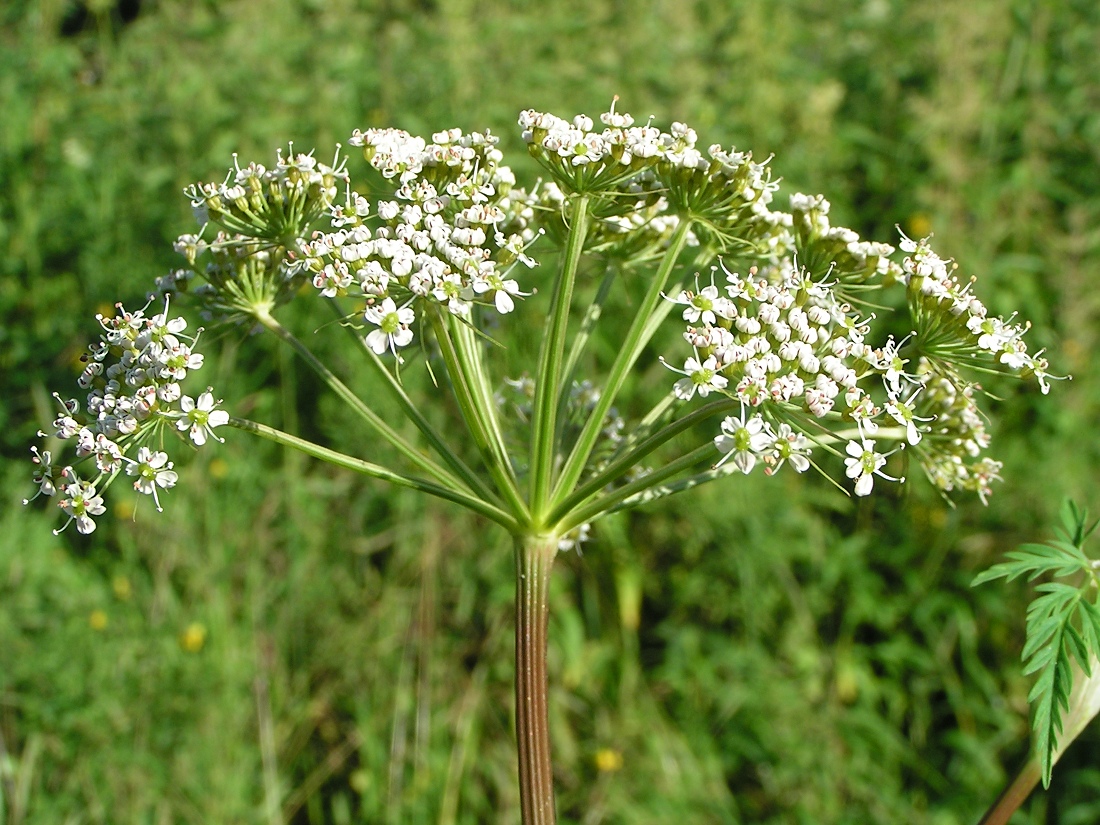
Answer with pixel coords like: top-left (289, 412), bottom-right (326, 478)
top-left (2, 0), bottom-right (1099, 822)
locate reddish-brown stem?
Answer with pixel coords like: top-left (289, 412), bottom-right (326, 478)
top-left (514, 534), bottom-right (558, 825)
top-left (978, 757), bottom-right (1041, 825)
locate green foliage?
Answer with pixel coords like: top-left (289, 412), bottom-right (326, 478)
top-left (974, 501), bottom-right (1100, 788)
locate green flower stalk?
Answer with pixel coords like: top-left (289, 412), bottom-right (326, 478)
top-left (27, 102), bottom-right (1058, 823)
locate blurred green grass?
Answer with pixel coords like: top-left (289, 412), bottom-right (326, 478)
top-left (2, 0), bottom-right (1099, 822)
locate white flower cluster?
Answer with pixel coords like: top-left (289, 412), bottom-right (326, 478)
top-left (664, 260), bottom-right (881, 411)
top-left (660, 254), bottom-right (914, 495)
top-left (658, 183), bottom-right (1054, 499)
top-left (290, 128), bottom-right (540, 359)
top-left (520, 105), bottom-right (766, 182)
top-left (349, 126), bottom-right (508, 187)
top-left (520, 103), bottom-right (778, 239)
top-left (25, 301), bottom-right (227, 534)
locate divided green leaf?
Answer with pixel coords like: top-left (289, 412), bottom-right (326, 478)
top-left (973, 500), bottom-right (1100, 787)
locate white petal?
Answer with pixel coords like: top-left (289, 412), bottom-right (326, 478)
top-left (673, 378), bottom-right (696, 400)
top-left (854, 473), bottom-right (874, 496)
top-left (365, 330), bottom-right (388, 354)
top-left (733, 451), bottom-right (756, 475)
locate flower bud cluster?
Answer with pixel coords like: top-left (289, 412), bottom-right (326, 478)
top-left (787, 194), bottom-right (901, 287)
top-left (25, 301), bottom-right (227, 534)
top-left (899, 233), bottom-right (1054, 392)
top-left (909, 365), bottom-right (1002, 504)
top-left (184, 147), bottom-right (348, 244)
top-left (159, 232), bottom-right (307, 324)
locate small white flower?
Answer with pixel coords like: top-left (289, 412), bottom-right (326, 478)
top-left (662, 355), bottom-right (728, 401)
top-left (313, 262), bottom-right (353, 297)
top-left (157, 382), bottom-right (182, 404)
top-left (178, 391), bottom-right (230, 446)
top-left (55, 479), bottom-right (106, 535)
top-left (23, 446), bottom-right (60, 504)
top-left (967, 314), bottom-right (1018, 352)
top-left (472, 269), bottom-right (530, 314)
top-left (75, 427), bottom-right (96, 457)
top-left (998, 339), bottom-right (1031, 370)
top-left (713, 406), bottom-right (774, 474)
top-left (54, 412), bottom-right (81, 440)
top-left (667, 284), bottom-right (732, 326)
top-left (764, 424), bottom-right (811, 475)
top-left (884, 387), bottom-right (932, 445)
top-left (93, 434), bottom-right (123, 473)
top-left (431, 272), bottom-right (472, 316)
top-left (125, 447), bottom-right (178, 512)
top-left (159, 343), bottom-right (204, 382)
top-left (364, 297), bottom-right (415, 357)
top-left (844, 439), bottom-right (902, 496)
top-left (971, 458), bottom-right (1003, 505)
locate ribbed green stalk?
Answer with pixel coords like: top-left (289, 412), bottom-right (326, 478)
top-left (430, 311), bottom-right (530, 522)
top-left (514, 533), bottom-right (558, 825)
top-left (550, 219), bottom-right (692, 508)
top-left (229, 417), bottom-right (519, 530)
top-left (328, 298), bottom-right (500, 505)
top-left (451, 316), bottom-right (517, 489)
top-left (254, 310), bottom-right (467, 494)
top-left (550, 397), bottom-right (739, 522)
top-left (529, 195), bottom-right (591, 520)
